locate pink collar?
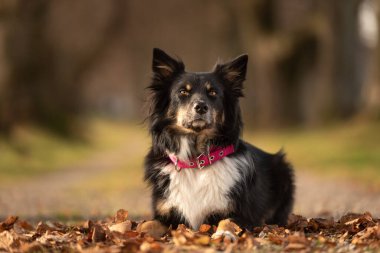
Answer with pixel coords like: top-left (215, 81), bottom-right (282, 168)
top-left (168, 145), bottom-right (235, 171)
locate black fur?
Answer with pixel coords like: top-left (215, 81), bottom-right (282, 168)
top-left (144, 48), bottom-right (294, 230)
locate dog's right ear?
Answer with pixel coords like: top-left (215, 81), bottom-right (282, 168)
top-left (152, 48), bottom-right (184, 81)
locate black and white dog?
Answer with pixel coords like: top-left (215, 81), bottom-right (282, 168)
top-left (144, 48), bottom-right (294, 235)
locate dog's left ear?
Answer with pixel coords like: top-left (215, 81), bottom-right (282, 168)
top-left (213, 54), bottom-right (248, 97)
top-left (152, 48), bottom-right (184, 81)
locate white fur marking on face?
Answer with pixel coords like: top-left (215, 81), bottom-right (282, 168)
top-left (176, 107), bottom-right (188, 127)
top-left (177, 137), bottom-right (192, 161)
top-left (160, 153), bottom-right (252, 229)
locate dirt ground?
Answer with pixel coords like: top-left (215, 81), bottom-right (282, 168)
top-left (0, 145), bottom-right (379, 221)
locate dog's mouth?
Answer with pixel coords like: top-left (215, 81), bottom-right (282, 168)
top-left (190, 119), bottom-right (209, 132)
top-left (181, 118), bottom-right (212, 132)
top-left (176, 108), bottom-right (215, 133)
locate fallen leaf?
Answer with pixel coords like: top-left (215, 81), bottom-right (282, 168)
top-left (37, 231), bottom-right (68, 245)
top-left (16, 220), bottom-right (34, 231)
top-left (91, 224), bottom-right (106, 242)
top-left (137, 220), bottom-right (167, 240)
top-left (307, 217), bottom-right (335, 231)
top-left (140, 241), bottom-right (163, 252)
top-left (125, 231), bottom-right (140, 238)
top-left (115, 209), bottom-right (129, 223)
top-left (20, 242), bottom-right (46, 253)
top-left (338, 231), bottom-right (348, 244)
top-left (268, 234), bottom-right (283, 245)
top-left (82, 220), bottom-right (93, 233)
top-left (194, 235), bottom-right (211, 246)
top-left (172, 232), bottom-right (187, 246)
top-left (0, 216), bottom-right (18, 232)
top-left (214, 219), bottom-right (242, 235)
top-left (150, 241), bottom-right (164, 251)
top-left (0, 230), bottom-right (20, 250)
top-left (314, 217), bottom-right (335, 229)
top-left (109, 220), bottom-right (132, 234)
top-left (287, 214), bottom-right (308, 231)
top-left (36, 222), bottom-right (54, 235)
top-left (121, 240), bottom-right (140, 252)
top-left (339, 212), bottom-right (373, 225)
top-left (199, 224), bottom-right (212, 233)
top-left (352, 224), bottom-right (380, 242)
top-left (287, 232), bottom-right (309, 245)
top-left (253, 237), bottom-right (269, 245)
top-left (140, 241), bottom-right (152, 252)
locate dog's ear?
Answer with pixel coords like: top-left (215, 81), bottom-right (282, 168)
top-left (152, 48), bottom-right (184, 81)
top-left (213, 54), bottom-right (248, 97)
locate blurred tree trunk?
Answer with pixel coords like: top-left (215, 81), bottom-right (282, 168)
top-left (0, 0), bottom-right (126, 136)
top-left (234, 0), bottom-right (372, 127)
top-left (4, 0), bottom-right (56, 133)
top-left (0, 1), bottom-right (16, 134)
top-left (233, 0), bottom-right (327, 127)
top-left (330, 0), bottom-right (365, 119)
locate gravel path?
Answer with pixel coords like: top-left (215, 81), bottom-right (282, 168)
top-left (0, 148), bottom-right (379, 220)
top-left (295, 171), bottom-right (380, 218)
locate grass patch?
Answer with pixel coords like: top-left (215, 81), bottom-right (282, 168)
top-left (245, 120), bottom-right (380, 187)
top-left (75, 125), bottom-right (149, 192)
top-left (0, 119), bottom-right (144, 184)
top-left (0, 127), bottom-right (89, 183)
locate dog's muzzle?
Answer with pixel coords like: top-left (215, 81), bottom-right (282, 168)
top-left (177, 100), bottom-right (214, 131)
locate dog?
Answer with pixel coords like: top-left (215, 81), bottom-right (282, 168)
top-left (144, 48), bottom-right (294, 238)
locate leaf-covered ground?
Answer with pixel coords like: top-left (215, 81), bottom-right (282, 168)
top-left (1, 210), bottom-right (379, 253)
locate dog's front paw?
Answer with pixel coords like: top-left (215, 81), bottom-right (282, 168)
top-left (211, 230), bottom-right (237, 242)
top-left (211, 219), bottom-right (241, 243)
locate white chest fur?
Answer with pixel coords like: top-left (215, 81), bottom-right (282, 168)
top-left (160, 155), bottom-right (247, 229)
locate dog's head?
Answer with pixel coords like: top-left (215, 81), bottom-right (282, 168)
top-left (148, 48), bottom-right (247, 146)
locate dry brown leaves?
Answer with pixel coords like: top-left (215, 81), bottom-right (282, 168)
top-left (0, 210), bottom-right (379, 253)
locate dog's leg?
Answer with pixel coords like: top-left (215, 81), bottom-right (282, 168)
top-left (265, 189), bottom-right (294, 226)
top-left (265, 154), bottom-right (295, 226)
top-left (211, 219), bottom-right (240, 242)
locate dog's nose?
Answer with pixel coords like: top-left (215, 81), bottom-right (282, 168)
top-left (194, 102), bottom-right (208, 114)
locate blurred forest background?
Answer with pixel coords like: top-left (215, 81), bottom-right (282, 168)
top-left (0, 0), bottom-right (379, 133)
top-left (0, 0), bottom-right (379, 219)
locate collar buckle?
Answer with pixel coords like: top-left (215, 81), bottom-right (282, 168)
top-left (171, 156), bottom-right (182, 172)
top-left (196, 153), bottom-right (207, 170)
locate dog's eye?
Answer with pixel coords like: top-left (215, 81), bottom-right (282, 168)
top-left (179, 89), bottom-right (189, 96)
top-left (208, 90), bottom-right (217, 96)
